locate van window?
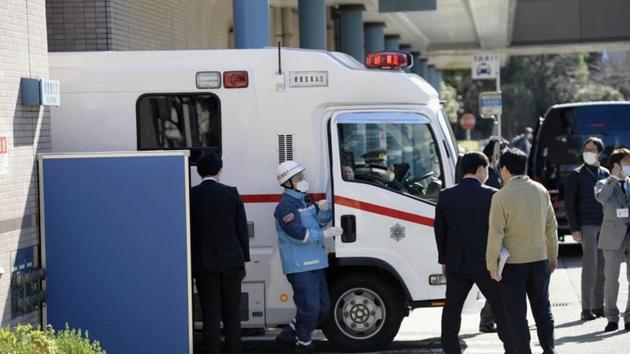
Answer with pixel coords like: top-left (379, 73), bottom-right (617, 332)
top-left (337, 113), bottom-right (444, 203)
top-left (533, 104), bottom-right (630, 190)
top-left (136, 94), bottom-right (221, 153)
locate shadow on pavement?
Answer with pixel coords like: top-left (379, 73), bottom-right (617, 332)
top-left (194, 334), bottom-right (444, 353)
top-left (555, 319), bottom-right (585, 329)
top-left (554, 329), bottom-right (628, 345)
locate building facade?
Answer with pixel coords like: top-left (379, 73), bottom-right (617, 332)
top-left (0, 0), bottom-right (51, 326)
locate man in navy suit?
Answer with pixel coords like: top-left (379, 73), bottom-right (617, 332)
top-left (435, 151), bottom-right (511, 354)
top-left (191, 152), bottom-right (250, 354)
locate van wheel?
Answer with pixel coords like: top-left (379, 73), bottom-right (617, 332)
top-left (322, 273), bottom-right (404, 352)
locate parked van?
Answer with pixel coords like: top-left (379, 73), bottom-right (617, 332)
top-left (49, 48), bottom-right (458, 350)
top-left (529, 101), bottom-right (630, 239)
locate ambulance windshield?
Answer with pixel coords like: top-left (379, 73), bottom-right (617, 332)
top-left (337, 112), bottom-right (444, 203)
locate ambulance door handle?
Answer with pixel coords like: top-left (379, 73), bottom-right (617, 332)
top-left (247, 221), bottom-right (255, 238)
top-left (340, 215), bottom-right (356, 243)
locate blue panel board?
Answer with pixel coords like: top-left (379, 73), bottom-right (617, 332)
top-left (42, 154), bottom-right (190, 354)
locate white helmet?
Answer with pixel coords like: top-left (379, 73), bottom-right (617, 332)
top-left (277, 161), bottom-right (305, 185)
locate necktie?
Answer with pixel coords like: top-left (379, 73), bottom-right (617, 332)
top-left (620, 180), bottom-right (626, 195)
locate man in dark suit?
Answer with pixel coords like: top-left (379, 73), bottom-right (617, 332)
top-left (435, 151), bottom-right (511, 354)
top-left (190, 152), bottom-right (250, 354)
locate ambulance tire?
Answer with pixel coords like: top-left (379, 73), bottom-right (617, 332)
top-left (322, 273), bottom-right (404, 352)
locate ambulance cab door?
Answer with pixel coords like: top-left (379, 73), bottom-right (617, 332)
top-left (329, 111), bottom-right (446, 301)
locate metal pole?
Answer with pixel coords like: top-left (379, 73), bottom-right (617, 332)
top-left (364, 22), bottom-right (386, 53)
top-left (233, 0), bottom-right (269, 49)
top-left (496, 54), bottom-right (502, 137)
top-left (339, 4), bottom-right (366, 62)
top-left (298, 0), bottom-right (327, 50)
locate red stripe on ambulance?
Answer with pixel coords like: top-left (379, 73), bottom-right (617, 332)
top-left (241, 193), bottom-right (326, 204)
top-left (334, 195), bottom-right (434, 227)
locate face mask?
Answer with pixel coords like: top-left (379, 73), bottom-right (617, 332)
top-left (583, 152), bottom-right (598, 166)
top-left (295, 180), bottom-right (309, 193)
top-left (623, 166), bottom-right (630, 177)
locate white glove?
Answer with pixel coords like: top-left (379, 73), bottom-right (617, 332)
top-left (317, 200), bottom-right (330, 211)
top-left (323, 227), bottom-right (344, 239)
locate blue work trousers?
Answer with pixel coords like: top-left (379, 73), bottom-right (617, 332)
top-left (279, 269), bottom-right (330, 345)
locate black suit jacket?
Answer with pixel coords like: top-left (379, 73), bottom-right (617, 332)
top-left (434, 178), bottom-right (497, 274)
top-left (190, 180), bottom-right (250, 273)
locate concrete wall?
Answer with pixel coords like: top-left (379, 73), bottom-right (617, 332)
top-left (0, 0), bottom-right (51, 326)
top-left (512, 0), bottom-right (630, 45)
top-left (109, 0), bottom-right (232, 50)
top-left (46, 0), bottom-right (111, 52)
top-left (47, 0), bottom-right (233, 51)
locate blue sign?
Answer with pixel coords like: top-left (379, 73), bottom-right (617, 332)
top-left (40, 152), bottom-right (191, 354)
top-left (479, 91), bottom-right (503, 117)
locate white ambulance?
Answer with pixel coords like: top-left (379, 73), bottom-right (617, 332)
top-left (49, 48), bottom-right (458, 351)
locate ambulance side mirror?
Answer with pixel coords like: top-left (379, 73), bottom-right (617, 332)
top-left (340, 215), bottom-right (356, 243)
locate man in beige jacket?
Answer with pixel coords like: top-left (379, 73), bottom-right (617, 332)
top-left (486, 148), bottom-right (559, 354)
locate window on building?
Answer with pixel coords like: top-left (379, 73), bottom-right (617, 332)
top-left (136, 94), bottom-right (221, 158)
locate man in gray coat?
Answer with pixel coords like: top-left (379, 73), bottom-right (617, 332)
top-left (594, 147), bottom-right (630, 332)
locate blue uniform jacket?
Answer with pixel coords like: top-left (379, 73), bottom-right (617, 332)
top-left (274, 189), bottom-right (332, 274)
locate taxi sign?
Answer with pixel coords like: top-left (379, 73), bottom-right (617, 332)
top-left (472, 54), bottom-right (499, 80)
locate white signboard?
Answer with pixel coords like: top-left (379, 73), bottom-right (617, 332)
top-left (0, 135), bottom-right (8, 175)
top-left (288, 71), bottom-right (328, 88)
top-left (472, 54), bottom-right (499, 80)
top-left (479, 91), bottom-right (502, 118)
top-left (40, 79), bottom-right (61, 106)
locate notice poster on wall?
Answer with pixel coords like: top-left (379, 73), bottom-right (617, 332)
top-left (0, 135), bottom-right (8, 175)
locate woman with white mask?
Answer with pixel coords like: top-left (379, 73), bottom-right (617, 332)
top-left (564, 137), bottom-right (609, 321)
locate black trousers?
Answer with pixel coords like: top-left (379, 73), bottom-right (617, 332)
top-left (499, 261), bottom-right (556, 354)
top-left (441, 272), bottom-right (513, 354)
top-left (195, 269), bottom-right (243, 354)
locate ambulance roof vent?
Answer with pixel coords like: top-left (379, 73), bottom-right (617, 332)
top-left (278, 134), bottom-right (294, 164)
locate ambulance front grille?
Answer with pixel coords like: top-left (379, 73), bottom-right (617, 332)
top-left (278, 134), bottom-right (294, 164)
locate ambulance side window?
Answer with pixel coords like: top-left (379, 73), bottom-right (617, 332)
top-left (136, 93), bottom-right (221, 155)
top-left (338, 121), bottom-right (444, 203)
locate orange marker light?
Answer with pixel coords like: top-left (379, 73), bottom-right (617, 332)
top-left (280, 294), bottom-right (289, 302)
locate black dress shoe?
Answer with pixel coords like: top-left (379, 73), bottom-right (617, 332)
top-left (592, 309), bottom-right (605, 318)
top-left (295, 344), bottom-right (315, 353)
top-left (625, 322), bottom-right (630, 331)
top-left (581, 310), bottom-right (596, 321)
top-left (479, 324), bottom-right (498, 333)
top-left (604, 322), bottom-right (618, 332)
top-left (274, 336), bottom-right (295, 351)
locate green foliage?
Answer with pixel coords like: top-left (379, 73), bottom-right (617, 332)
top-left (0, 324), bottom-right (105, 354)
top-left (443, 52), bottom-right (629, 140)
top-left (440, 81), bottom-right (460, 124)
top-left (501, 83), bottom-right (537, 138)
top-left (574, 84), bottom-right (625, 102)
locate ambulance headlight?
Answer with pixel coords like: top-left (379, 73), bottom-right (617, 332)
top-left (429, 274), bottom-right (447, 285)
top-left (196, 71), bottom-right (221, 89)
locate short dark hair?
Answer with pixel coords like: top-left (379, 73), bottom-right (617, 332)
top-left (583, 137), bottom-right (604, 153)
top-left (197, 152), bottom-right (223, 177)
top-left (461, 151), bottom-right (489, 175)
top-left (482, 136), bottom-right (509, 161)
top-left (608, 148), bottom-right (630, 169)
top-left (499, 148), bottom-right (528, 176)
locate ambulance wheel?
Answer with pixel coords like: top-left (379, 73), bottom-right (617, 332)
top-left (322, 273), bottom-right (404, 352)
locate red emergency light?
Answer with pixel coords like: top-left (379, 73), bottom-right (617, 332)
top-left (365, 51), bottom-right (413, 70)
top-left (223, 71), bottom-right (249, 88)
